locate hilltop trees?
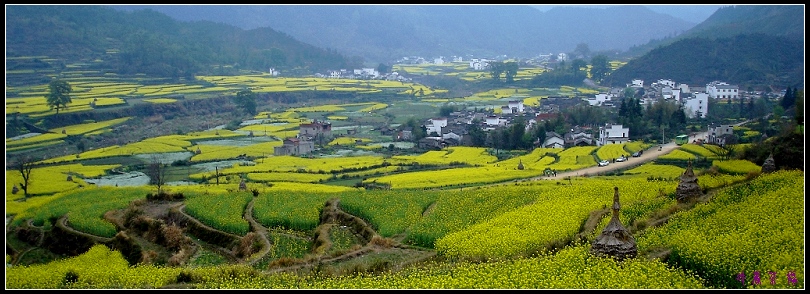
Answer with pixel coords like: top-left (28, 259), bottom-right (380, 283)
top-left (529, 59), bottom-right (588, 88)
top-left (487, 61), bottom-right (519, 83)
top-left (589, 55), bottom-right (611, 84)
top-left (46, 79), bottom-right (72, 114)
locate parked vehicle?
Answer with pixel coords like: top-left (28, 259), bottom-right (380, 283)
top-left (616, 156), bottom-right (627, 162)
top-left (632, 151), bottom-right (642, 157)
top-left (598, 160), bottom-right (610, 167)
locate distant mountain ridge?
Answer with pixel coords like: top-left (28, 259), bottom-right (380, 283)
top-left (605, 33), bottom-right (804, 90)
top-left (109, 5), bottom-right (697, 64)
top-left (6, 5), bottom-right (362, 84)
top-left (623, 5), bottom-right (804, 58)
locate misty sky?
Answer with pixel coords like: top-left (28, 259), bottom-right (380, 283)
top-left (530, 4), bottom-right (728, 24)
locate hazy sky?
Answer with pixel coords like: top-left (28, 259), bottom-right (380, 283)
top-left (530, 4), bottom-right (728, 24)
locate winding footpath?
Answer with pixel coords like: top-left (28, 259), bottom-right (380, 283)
top-left (530, 119), bottom-right (751, 182)
top-left (520, 130), bottom-right (712, 183)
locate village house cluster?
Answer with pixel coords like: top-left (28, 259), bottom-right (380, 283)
top-left (272, 57), bottom-right (752, 156)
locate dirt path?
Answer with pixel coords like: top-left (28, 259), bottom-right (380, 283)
top-left (532, 130), bottom-right (712, 181)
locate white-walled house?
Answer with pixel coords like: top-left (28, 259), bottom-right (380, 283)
top-left (425, 118), bottom-right (448, 136)
top-left (677, 83), bottom-right (691, 94)
top-left (430, 117), bottom-right (448, 128)
top-left (656, 79), bottom-right (676, 88)
top-left (507, 100), bottom-right (524, 113)
top-left (629, 79), bottom-right (644, 88)
top-left (662, 87), bottom-right (681, 101)
top-left (501, 105), bottom-right (512, 114)
top-left (706, 81), bottom-right (739, 100)
top-left (470, 58), bottom-right (489, 70)
top-left (598, 124), bottom-right (630, 146)
top-left (682, 92), bottom-right (709, 119)
top-left (433, 57), bottom-right (445, 65)
top-left (354, 68), bottom-right (380, 78)
top-left (586, 93), bottom-right (613, 106)
top-left (708, 123), bottom-right (735, 146)
top-left (543, 131), bottom-right (565, 149)
top-left (485, 115), bottom-right (508, 127)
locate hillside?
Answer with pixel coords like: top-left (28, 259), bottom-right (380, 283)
top-left (5, 5), bottom-right (361, 85)
top-left (109, 5), bottom-right (696, 64)
top-left (603, 34), bottom-right (804, 89)
top-left (622, 5), bottom-right (804, 58)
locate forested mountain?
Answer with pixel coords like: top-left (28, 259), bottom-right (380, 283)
top-left (604, 5), bottom-right (804, 90)
top-left (6, 5), bottom-right (362, 82)
top-left (109, 5), bottom-right (697, 64)
top-left (622, 5), bottom-right (804, 58)
top-left (603, 34), bottom-right (804, 90)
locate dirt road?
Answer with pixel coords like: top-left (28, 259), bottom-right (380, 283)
top-left (531, 131), bottom-right (710, 181)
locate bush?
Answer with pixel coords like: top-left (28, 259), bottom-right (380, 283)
top-left (62, 270), bottom-right (79, 285)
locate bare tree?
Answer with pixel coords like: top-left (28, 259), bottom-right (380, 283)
top-left (715, 143), bottom-right (737, 161)
top-left (146, 154), bottom-right (167, 194)
top-left (14, 155), bottom-right (36, 198)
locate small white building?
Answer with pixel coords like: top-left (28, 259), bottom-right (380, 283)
top-left (656, 79), bottom-right (676, 88)
top-left (677, 83), bottom-right (691, 94)
top-left (629, 79), bottom-right (644, 88)
top-left (469, 58), bottom-right (489, 70)
top-left (543, 132), bottom-right (565, 149)
top-left (706, 81), bottom-right (739, 100)
top-left (500, 105), bottom-right (512, 114)
top-left (485, 115), bottom-right (506, 127)
top-left (425, 118), bottom-right (448, 136)
top-left (598, 124), bottom-right (630, 146)
top-left (586, 93), bottom-right (613, 106)
top-left (662, 87), bottom-right (681, 101)
top-left (507, 100), bottom-right (524, 113)
top-left (682, 92), bottom-right (709, 119)
top-left (708, 123), bottom-right (735, 145)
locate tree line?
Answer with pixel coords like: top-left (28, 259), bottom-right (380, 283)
top-left (6, 5), bottom-right (362, 81)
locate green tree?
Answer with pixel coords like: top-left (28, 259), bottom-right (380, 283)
top-left (46, 79), bottom-right (72, 114)
top-left (572, 43), bottom-right (591, 59)
top-left (589, 55), bottom-right (611, 83)
top-left (504, 61), bottom-right (519, 83)
top-left (404, 117), bottom-right (426, 142)
top-left (488, 61), bottom-right (505, 81)
top-left (622, 87), bottom-right (636, 99)
top-left (233, 89), bottom-right (257, 115)
top-left (466, 118), bottom-right (487, 146)
top-left (570, 59), bottom-right (587, 73)
top-left (780, 86), bottom-right (796, 110)
top-left (376, 63), bottom-right (392, 74)
top-left (439, 104), bottom-right (455, 117)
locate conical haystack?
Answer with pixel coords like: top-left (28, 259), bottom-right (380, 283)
top-left (590, 187), bottom-right (637, 261)
top-left (676, 160), bottom-right (701, 202)
top-left (761, 153), bottom-right (776, 173)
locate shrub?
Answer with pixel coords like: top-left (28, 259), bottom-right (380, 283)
top-left (62, 270), bottom-right (79, 286)
top-left (162, 224), bottom-right (187, 250)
